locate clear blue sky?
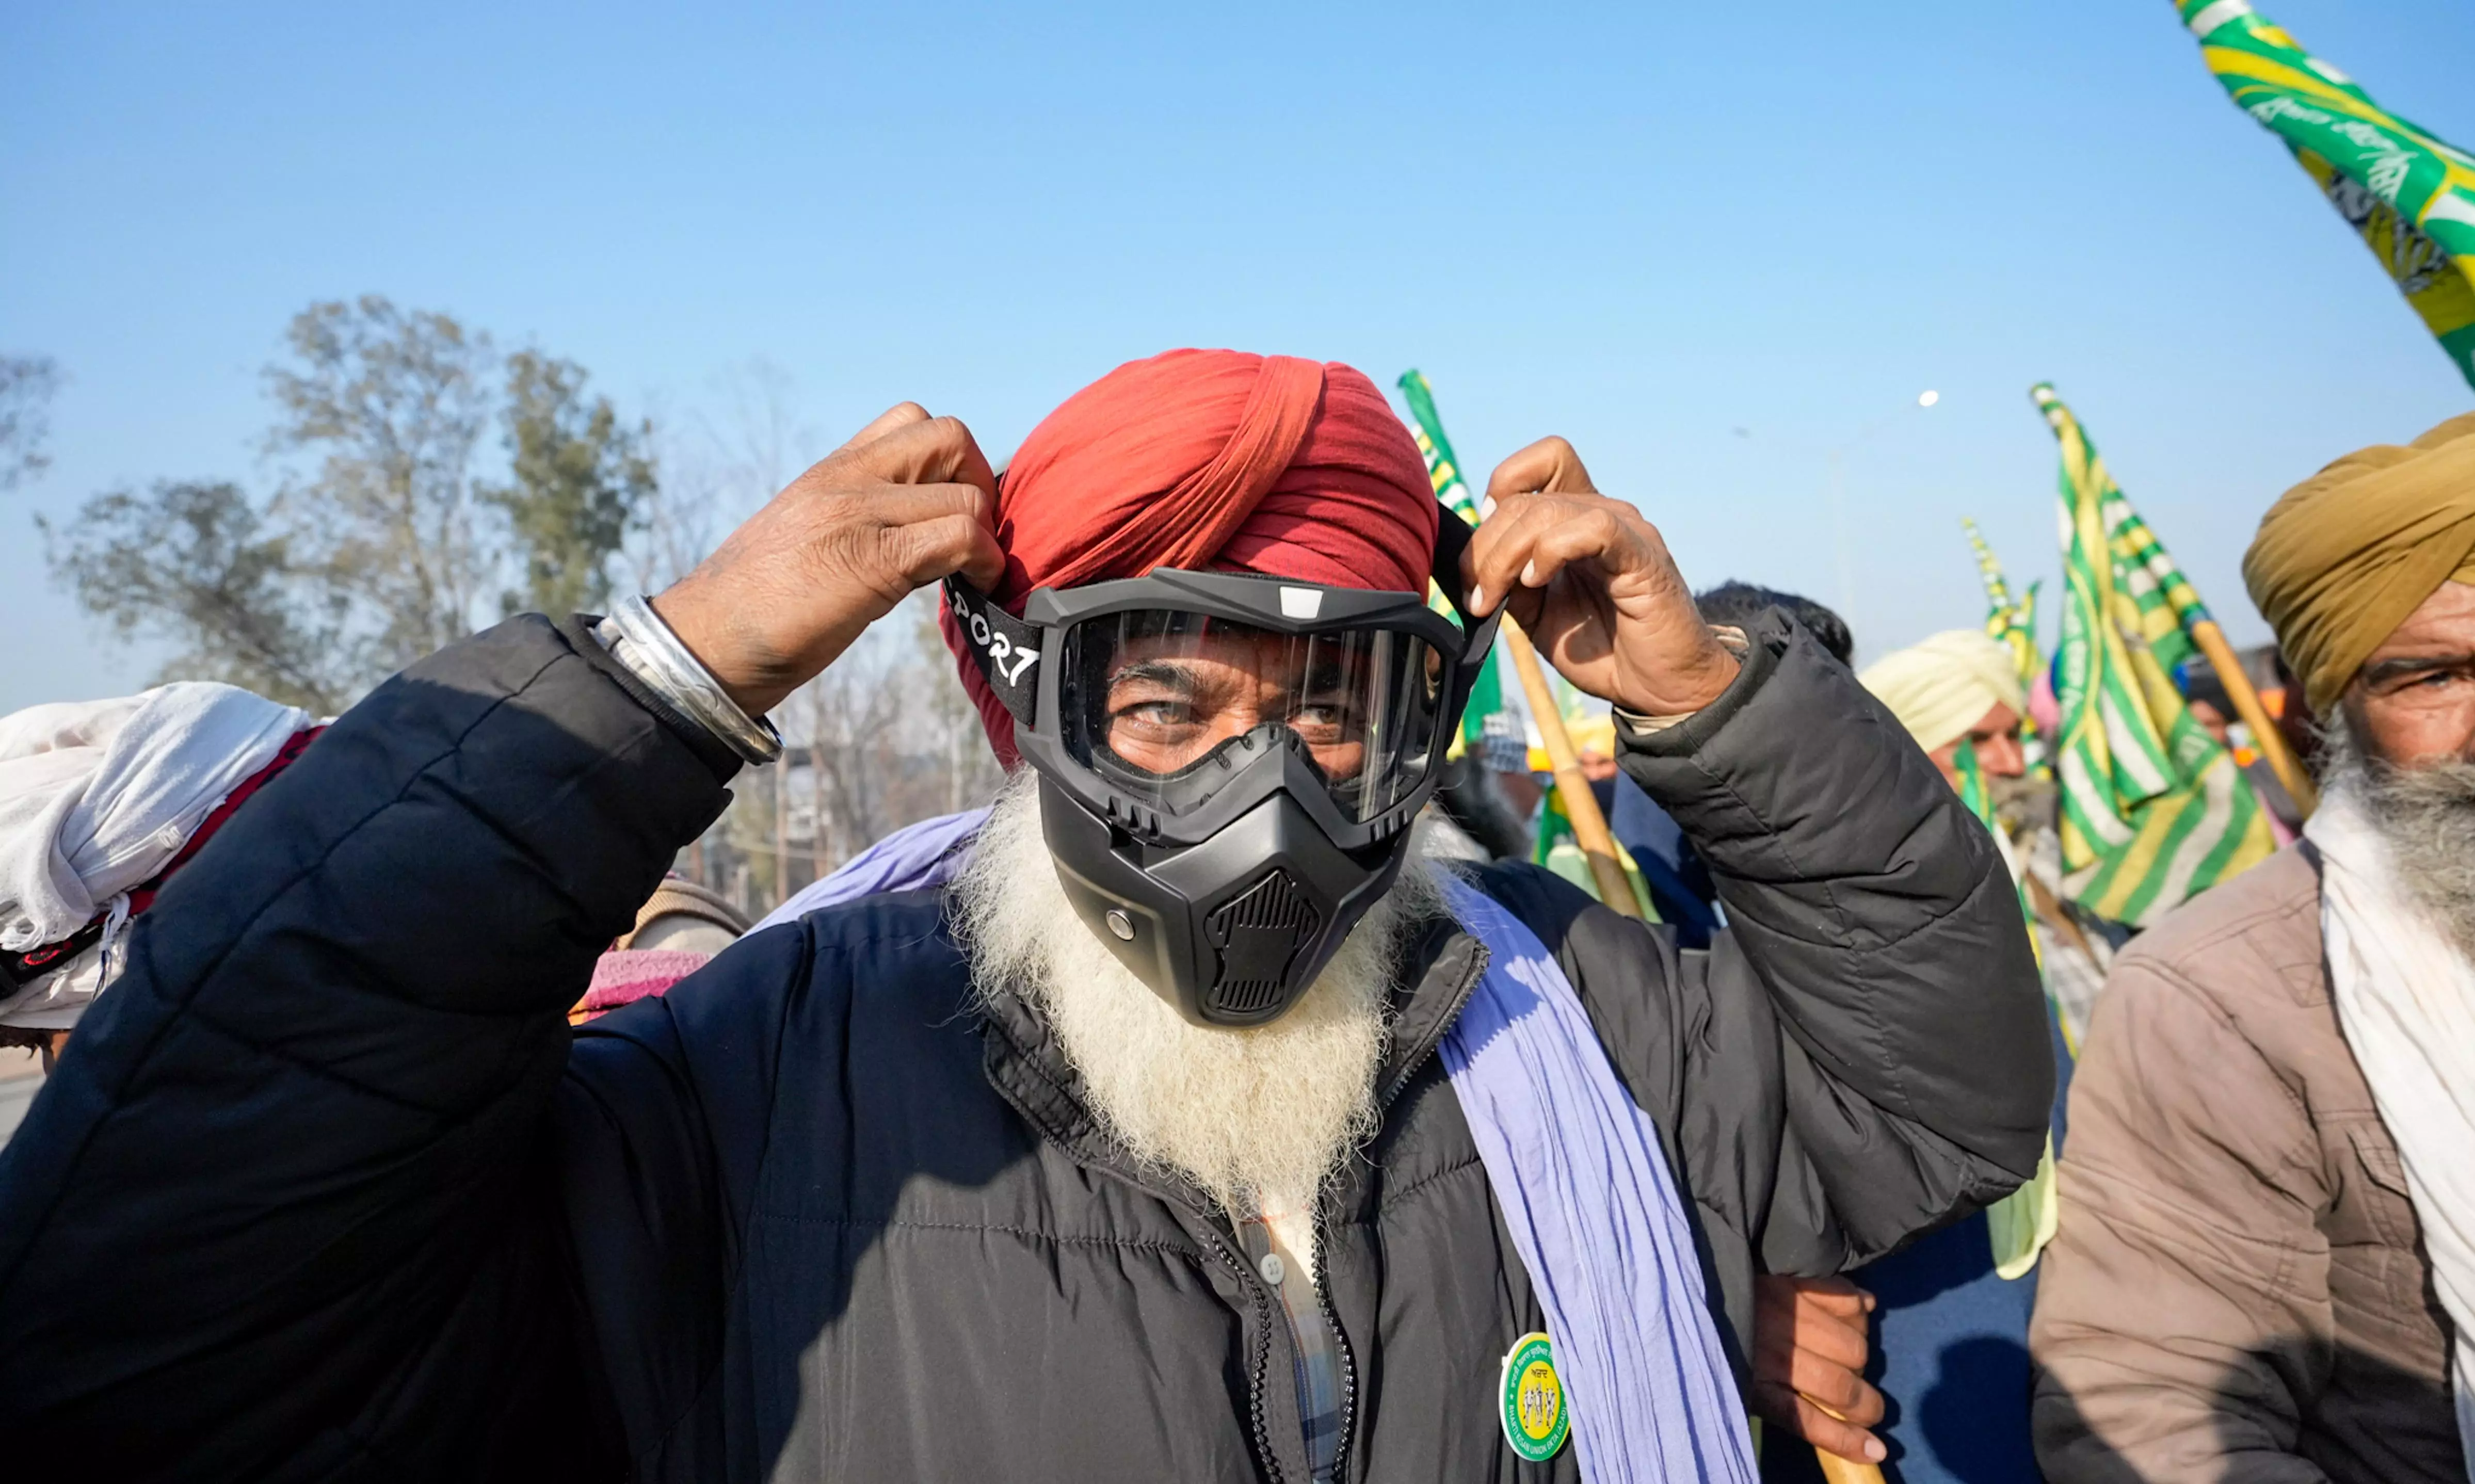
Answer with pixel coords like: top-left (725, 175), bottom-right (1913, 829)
top-left (6, 0), bottom-right (2472, 714)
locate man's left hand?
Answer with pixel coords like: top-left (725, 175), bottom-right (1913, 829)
top-left (1749, 1274), bottom-right (1887, 1465)
top-left (1462, 437), bottom-right (1738, 717)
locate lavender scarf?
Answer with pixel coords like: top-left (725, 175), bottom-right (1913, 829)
top-left (1436, 876), bottom-right (1755, 1481)
top-left (778, 812), bottom-right (1753, 1479)
top-left (752, 808), bottom-right (989, 934)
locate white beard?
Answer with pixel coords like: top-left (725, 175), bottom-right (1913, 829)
top-left (2323, 719), bottom-right (2475, 961)
top-left (953, 772), bottom-right (1442, 1246)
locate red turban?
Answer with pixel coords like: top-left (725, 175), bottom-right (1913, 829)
top-left (940, 348), bottom-right (1438, 765)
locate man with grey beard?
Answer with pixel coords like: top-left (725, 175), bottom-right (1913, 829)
top-left (2033, 410), bottom-right (2475, 1484)
top-left (0, 349), bottom-right (2049, 1482)
top-left (953, 768), bottom-right (1434, 1243)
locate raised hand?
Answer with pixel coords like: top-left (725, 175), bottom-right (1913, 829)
top-left (1461, 437), bottom-right (1737, 718)
top-left (652, 404), bottom-right (1004, 717)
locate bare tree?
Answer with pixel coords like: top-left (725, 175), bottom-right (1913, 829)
top-left (677, 591), bottom-right (1008, 914)
top-left (602, 366), bottom-right (1004, 904)
top-left (665, 362), bottom-right (840, 907)
top-left (800, 686), bottom-right (830, 881)
top-left (799, 629), bottom-right (909, 867)
top-left (915, 599), bottom-right (1005, 815)
top-left (721, 757), bottom-right (785, 911)
top-left (630, 408), bottom-right (732, 598)
top-left (701, 358), bottom-right (815, 507)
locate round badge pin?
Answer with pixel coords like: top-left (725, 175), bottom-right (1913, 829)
top-left (1498, 1330), bottom-right (1569, 1462)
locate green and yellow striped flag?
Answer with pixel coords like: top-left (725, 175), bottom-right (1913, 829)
top-left (2105, 497), bottom-right (2210, 673)
top-left (1963, 519), bottom-right (2050, 776)
top-left (2034, 383), bottom-right (2274, 927)
top-left (1535, 772), bottom-right (1660, 921)
top-left (1962, 518), bottom-right (2045, 694)
top-left (2178, 0), bottom-right (2475, 389)
top-left (1954, 738), bottom-right (2062, 1279)
top-left (1397, 370), bottom-right (1509, 749)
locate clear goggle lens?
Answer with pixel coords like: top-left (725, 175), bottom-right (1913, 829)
top-left (1060, 610), bottom-right (1447, 824)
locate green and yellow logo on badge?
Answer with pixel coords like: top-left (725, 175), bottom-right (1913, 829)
top-left (1498, 1330), bottom-right (1569, 1462)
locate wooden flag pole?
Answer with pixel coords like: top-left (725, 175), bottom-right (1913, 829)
top-left (1499, 617), bottom-right (1641, 920)
top-left (2189, 619), bottom-right (2319, 818)
top-left (1804, 1402), bottom-right (1890, 1484)
top-left (1504, 614), bottom-right (1889, 1484)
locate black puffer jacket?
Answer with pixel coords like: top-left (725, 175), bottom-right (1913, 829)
top-left (0, 610), bottom-right (2048, 1482)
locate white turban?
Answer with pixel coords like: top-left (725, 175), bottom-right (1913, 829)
top-left (0, 683), bottom-right (310, 1029)
top-left (1859, 630), bottom-right (2028, 754)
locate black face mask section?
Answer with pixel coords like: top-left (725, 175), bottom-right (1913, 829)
top-left (1033, 743), bottom-right (1413, 1027)
top-left (946, 517), bottom-right (1492, 1028)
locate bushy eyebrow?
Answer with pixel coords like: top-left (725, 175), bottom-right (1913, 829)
top-left (1107, 660), bottom-right (1202, 697)
top-left (2361, 652), bottom-right (2475, 686)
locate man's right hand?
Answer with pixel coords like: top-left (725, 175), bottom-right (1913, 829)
top-left (652, 404), bottom-right (1004, 718)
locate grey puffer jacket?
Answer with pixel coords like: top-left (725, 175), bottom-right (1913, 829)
top-left (0, 609), bottom-right (2049, 1482)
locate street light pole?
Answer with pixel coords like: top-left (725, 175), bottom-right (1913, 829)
top-left (1823, 389), bottom-right (1939, 619)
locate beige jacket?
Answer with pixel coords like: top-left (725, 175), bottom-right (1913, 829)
top-left (2031, 845), bottom-right (2462, 1483)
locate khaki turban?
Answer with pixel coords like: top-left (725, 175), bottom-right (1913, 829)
top-left (2243, 410), bottom-right (2475, 716)
top-left (1860, 630), bottom-right (2028, 754)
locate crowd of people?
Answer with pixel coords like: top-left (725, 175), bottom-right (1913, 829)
top-left (0, 348), bottom-right (2467, 1484)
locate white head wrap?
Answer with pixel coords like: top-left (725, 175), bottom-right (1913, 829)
top-left (0, 683), bottom-right (309, 1029)
top-left (1859, 630), bottom-right (2028, 754)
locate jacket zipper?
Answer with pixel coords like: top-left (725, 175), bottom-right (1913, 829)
top-left (980, 930), bottom-right (1490, 1484)
top-left (1313, 934), bottom-right (1490, 1484)
top-left (1198, 1221), bottom-right (1289, 1484)
top-left (1307, 1251), bottom-right (1352, 1484)
top-left (979, 1031), bottom-right (1290, 1483)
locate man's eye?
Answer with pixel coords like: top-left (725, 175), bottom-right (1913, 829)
top-left (1117, 700), bottom-right (1193, 727)
top-left (2378, 670), bottom-right (2466, 696)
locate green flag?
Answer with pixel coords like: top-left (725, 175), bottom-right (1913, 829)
top-left (2034, 383), bottom-right (2274, 927)
top-left (1954, 737), bottom-right (2062, 1278)
top-left (1962, 519), bottom-right (2050, 775)
top-left (1532, 777), bottom-right (1660, 921)
top-left (2178, 0), bottom-right (2475, 389)
top-left (2104, 497), bottom-right (2210, 674)
top-left (1397, 369), bottom-right (1509, 749)
top-left (1962, 518), bottom-right (2047, 692)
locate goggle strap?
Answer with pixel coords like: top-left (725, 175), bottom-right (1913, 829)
top-left (1429, 513), bottom-right (1477, 623)
top-left (943, 577), bottom-right (1044, 728)
top-left (958, 524), bottom-right (1486, 734)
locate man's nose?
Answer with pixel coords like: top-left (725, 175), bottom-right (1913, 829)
top-left (1983, 733), bottom-right (2028, 778)
top-left (1202, 710), bottom-right (1263, 748)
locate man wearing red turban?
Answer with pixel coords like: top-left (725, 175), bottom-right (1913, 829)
top-left (942, 349), bottom-right (1442, 765)
top-left (0, 349), bottom-right (2049, 1484)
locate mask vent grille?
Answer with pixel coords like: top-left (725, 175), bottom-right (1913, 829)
top-left (1204, 868), bottom-right (1322, 1017)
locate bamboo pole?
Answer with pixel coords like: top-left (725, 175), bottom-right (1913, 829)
top-left (1805, 1402), bottom-right (1889, 1484)
top-left (1503, 613), bottom-right (1888, 1484)
top-left (1814, 1455), bottom-right (1887, 1484)
top-left (2189, 619), bottom-right (2318, 818)
top-left (1499, 618), bottom-right (1640, 919)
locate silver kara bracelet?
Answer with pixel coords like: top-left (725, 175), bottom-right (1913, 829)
top-left (594, 594), bottom-right (784, 766)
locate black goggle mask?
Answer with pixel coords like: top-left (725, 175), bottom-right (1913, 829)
top-left (947, 517), bottom-right (1497, 1028)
